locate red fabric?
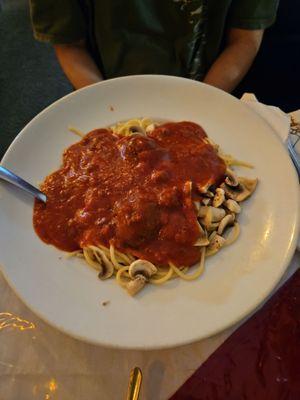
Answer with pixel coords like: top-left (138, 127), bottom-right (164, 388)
top-left (170, 269), bottom-right (300, 400)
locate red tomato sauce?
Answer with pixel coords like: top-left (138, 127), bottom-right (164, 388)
top-left (33, 122), bottom-right (226, 266)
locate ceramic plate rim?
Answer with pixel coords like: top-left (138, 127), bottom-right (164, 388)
top-left (0, 75), bottom-right (299, 349)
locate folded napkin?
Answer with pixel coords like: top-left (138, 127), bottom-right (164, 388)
top-left (241, 94), bottom-right (300, 250)
top-left (241, 93), bottom-right (291, 142)
top-left (170, 269), bottom-right (300, 399)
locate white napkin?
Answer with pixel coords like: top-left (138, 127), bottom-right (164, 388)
top-left (241, 93), bottom-right (291, 141)
top-left (241, 93), bottom-right (300, 250)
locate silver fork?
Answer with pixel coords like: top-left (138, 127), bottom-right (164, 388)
top-left (0, 165), bottom-right (47, 203)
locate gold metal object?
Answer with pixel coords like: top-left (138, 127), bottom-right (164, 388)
top-left (126, 367), bottom-right (142, 400)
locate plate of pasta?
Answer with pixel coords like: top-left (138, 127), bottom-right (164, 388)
top-left (0, 75), bottom-right (298, 349)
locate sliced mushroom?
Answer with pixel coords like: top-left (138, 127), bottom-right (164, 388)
top-left (208, 230), bottom-right (217, 242)
top-left (225, 168), bottom-right (239, 187)
top-left (97, 250), bottom-right (114, 280)
top-left (221, 177), bottom-right (257, 202)
top-left (201, 206), bottom-right (212, 228)
top-left (201, 206), bottom-right (226, 228)
top-left (194, 236), bottom-right (210, 246)
top-left (126, 274), bottom-right (147, 296)
top-left (212, 188), bottom-right (225, 208)
top-left (224, 222), bottom-right (240, 246)
top-left (239, 177), bottom-right (258, 193)
top-left (230, 212), bottom-right (236, 222)
top-left (224, 199), bottom-right (241, 213)
top-left (217, 214), bottom-right (235, 235)
top-left (211, 207), bottom-right (226, 222)
top-left (221, 183), bottom-right (244, 202)
top-left (207, 234), bottom-right (226, 252)
top-left (207, 222), bottom-right (219, 232)
top-left (194, 221), bottom-right (209, 246)
top-left (128, 259), bottom-right (157, 280)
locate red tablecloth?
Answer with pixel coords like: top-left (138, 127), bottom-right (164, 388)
top-left (170, 269), bottom-right (300, 399)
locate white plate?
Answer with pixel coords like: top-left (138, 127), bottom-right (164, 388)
top-left (0, 75), bottom-right (299, 349)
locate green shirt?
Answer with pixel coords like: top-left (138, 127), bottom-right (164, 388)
top-left (30, 0), bottom-right (278, 80)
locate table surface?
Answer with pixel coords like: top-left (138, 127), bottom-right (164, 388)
top-left (0, 251), bottom-right (298, 400)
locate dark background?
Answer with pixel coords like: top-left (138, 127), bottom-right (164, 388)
top-left (1, 0), bottom-right (299, 158)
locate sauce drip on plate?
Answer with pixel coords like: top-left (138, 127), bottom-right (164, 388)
top-left (33, 122), bottom-right (226, 266)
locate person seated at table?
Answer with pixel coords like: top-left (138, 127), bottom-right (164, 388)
top-left (29, 0), bottom-right (278, 92)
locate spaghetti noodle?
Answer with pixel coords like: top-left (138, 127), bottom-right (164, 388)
top-left (33, 119), bottom-right (257, 296)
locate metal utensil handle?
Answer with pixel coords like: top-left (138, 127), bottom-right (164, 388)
top-left (126, 367), bottom-right (142, 400)
top-left (287, 138), bottom-right (300, 178)
top-left (0, 165), bottom-right (47, 203)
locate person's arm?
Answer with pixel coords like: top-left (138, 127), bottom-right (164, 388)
top-left (203, 28), bottom-right (264, 93)
top-left (54, 40), bottom-right (103, 89)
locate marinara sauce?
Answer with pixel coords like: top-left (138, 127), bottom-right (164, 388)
top-left (33, 122), bottom-right (226, 266)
